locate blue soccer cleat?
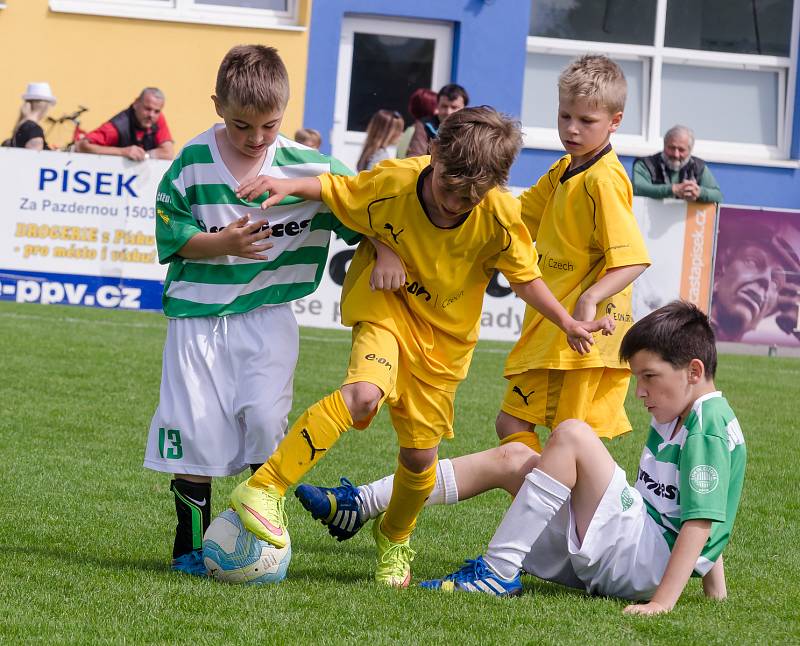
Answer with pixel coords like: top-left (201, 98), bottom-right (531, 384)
top-left (419, 555), bottom-right (522, 596)
top-left (295, 477), bottom-right (365, 541)
top-left (172, 549), bottom-right (208, 577)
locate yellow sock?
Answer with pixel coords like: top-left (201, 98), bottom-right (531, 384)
top-left (500, 429), bottom-right (542, 453)
top-left (381, 460), bottom-right (437, 543)
top-left (248, 390), bottom-right (353, 494)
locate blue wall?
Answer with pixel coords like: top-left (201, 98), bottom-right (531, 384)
top-left (305, 0), bottom-right (529, 147)
top-left (307, 1), bottom-right (800, 210)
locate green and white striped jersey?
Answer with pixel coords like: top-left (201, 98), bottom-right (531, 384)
top-left (155, 126), bottom-right (359, 318)
top-left (635, 391), bottom-right (746, 574)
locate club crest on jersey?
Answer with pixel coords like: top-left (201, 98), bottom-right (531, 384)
top-left (689, 465), bottom-right (719, 494)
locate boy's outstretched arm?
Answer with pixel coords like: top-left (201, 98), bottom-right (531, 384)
top-left (511, 278), bottom-right (614, 354)
top-left (236, 175), bottom-right (323, 209)
top-left (573, 264), bottom-right (649, 321)
top-left (624, 519), bottom-right (711, 615)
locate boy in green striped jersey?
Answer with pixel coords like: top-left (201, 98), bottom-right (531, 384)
top-left (143, 45), bottom-right (362, 575)
top-left (418, 301), bottom-right (746, 614)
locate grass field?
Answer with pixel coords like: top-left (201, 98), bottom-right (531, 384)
top-left (0, 301), bottom-right (798, 645)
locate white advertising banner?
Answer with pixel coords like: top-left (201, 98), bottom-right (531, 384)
top-left (0, 149), bottom-right (717, 343)
top-left (631, 197), bottom-right (717, 321)
top-left (0, 148), bottom-right (169, 310)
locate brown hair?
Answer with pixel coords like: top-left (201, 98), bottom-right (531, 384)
top-left (432, 106), bottom-right (522, 200)
top-left (216, 45), bottom-right (289, 113)
top-left (356, 109), bottom-right (404, 172)
top-left (294, 127), bottom-right (322, 149)
top-left (619, 301), bottom-right (717, 378)
top-left (558, 54), bottom-right (627, 114)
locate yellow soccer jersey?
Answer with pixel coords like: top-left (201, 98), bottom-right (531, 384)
top-left (319, 156), bottom-right (541, 389)
top-left (505, 144), bottom-right (651, 374)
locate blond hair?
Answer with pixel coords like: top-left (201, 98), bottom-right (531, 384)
top-left (356, 109), bottom-right (404, 171)
top-left (558, 54), bottom-right (627, 114)
top-left (432, 106), bottom-right (522, 199)
top-left (294, 127), bottom-right (322, 149)
top-left (216, 45), bottom-right (289, 113)
top-left (9, 99), bottom-right (51, 142)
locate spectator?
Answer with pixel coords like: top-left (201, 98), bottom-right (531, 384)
top-left (406, 83), bottom-right (469, 157)
top-left (396, 88), bottom-right (437, 158)
top-left (294, 127), bottom-right (322, 149)
top-left (632, 125), bottom-right (723, 203)
top-left (75, 87), bottom-right (174, 160)
top-left (355, 109), bottom-right (404, 172)
top-left (5, 82), bottom-right (56, 150)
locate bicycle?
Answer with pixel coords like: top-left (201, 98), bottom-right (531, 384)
top-left (45, 105), bottom-right (89, 151)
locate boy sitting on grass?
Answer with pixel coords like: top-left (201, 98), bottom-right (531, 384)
top-left (419, 301), bottom-right (745, 615)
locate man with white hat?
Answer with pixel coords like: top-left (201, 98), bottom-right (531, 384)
top-left (75, 87), bottom-right (174, 161)
top-left (5, 82), bottom-right (57, 150)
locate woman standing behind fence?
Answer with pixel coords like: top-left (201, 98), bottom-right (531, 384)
top-left (5, 83), bottom-right (57, 150)
top-left (356, 109), bottom-right (404, 172)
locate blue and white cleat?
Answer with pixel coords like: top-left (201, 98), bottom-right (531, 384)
top-left (419, 555), bottom-right (522, 596)
top-left (172, 549), bottom-right (208, 577)
top-left (295, 477), bottom-right (365, 542)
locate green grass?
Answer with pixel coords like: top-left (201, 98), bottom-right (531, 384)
top-left (0, 301), bottom-right (798, 645)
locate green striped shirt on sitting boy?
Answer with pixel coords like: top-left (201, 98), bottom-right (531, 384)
top-left (155, 126), bottom-right (359, 318)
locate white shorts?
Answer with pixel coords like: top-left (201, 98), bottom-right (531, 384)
top-left (144, 304), bottom-right (299, 477)
top-left (521, 466), bottom-right (672, 601)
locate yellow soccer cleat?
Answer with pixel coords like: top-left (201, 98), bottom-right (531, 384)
top-left (372, 513), bottom-right (416, 588)
top-left (230, 481), bottom-right (288, 548)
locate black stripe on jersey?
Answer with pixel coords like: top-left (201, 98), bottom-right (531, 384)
top-left (367, 195), bottom-right (399, 231)
top-left (492, 214), bottom-right (512, 252)
top-left (559, 143), bottom-right (612, 184)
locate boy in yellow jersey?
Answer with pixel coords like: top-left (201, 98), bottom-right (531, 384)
top-left (229, 106), bottom-right (613, 587)
top-left (293, 55), bottom-right (651, 545)
top-left (499, 54), bottom-right (651, 451)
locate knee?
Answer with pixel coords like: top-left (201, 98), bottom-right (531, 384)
top-left (549, 419), bottom-right (594, 448)
top-left (341, 382), bottom-right (382, 420)
top-left (399, 446), bottom-right (438, 473)
top-left (497, 441), bottom-right (537, 471)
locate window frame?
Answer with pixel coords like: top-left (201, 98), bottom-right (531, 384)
top-left (522, 0), bottom-right (800, 165)
top-left (48, 0), bottom-right (302, 31)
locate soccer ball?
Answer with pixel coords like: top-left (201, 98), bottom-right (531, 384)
top-left (203, 509), bottom-right (291, 584)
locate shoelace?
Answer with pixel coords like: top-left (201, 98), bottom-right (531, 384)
top-left (447, 557), bottom-right (489, 582)
top-left (260, 488), bottom-right (289, 528)
top-left (379, 541), bottom-right (417, 574)
top-left (333, 477), bottom-right (359, 505)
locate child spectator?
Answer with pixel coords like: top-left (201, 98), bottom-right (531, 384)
top-left (420, 301), bottom-right (745, 617)
top-left (5, 82), bottom-right (57, 150)
top-left (355, 109), bottom-right (404, 171)
top-left (396, 88), bottom-right (437, 158)
top-left (294, 127), bottom-right (322, 149)
top-left (294, 55), bottom-right (651, 541)
top-left (230, 106), bottom-right (613, 587)
top-left (143, 45), bottom-right (359, 576)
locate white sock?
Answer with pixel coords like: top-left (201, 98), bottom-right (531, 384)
top-left (483, 468), bottom-right (570, 581)
top-left (356, 458), bottom-right (458, 520)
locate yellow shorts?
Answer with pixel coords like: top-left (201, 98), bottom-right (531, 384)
top-left (343, 322), bottom-right (455, 450)
top-left (500, 367), bottom-right (632, 439)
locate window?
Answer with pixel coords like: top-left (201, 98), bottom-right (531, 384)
top-left (522, 0), bottom-right (798, 163)
top-left (49, 0), bottom-right (300, 30)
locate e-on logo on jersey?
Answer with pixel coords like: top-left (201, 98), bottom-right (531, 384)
top-left (689, 465), bottom-right (719, 494)
top-left (365, 353), bottom-right (393, 371)
top-left (605, 302), bottom-right (633, 323)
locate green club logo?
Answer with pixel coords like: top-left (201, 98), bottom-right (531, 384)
top-left (620, 487), bottom-right (634, 511)
top-left (689, 465), bottom-right (719, 494)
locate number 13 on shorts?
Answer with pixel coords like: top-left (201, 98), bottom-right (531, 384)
top-left (158, 427), bottom-right (184, 459)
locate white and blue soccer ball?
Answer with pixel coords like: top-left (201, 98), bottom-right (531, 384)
top-left (203, 509), bottom-right (291, 584)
